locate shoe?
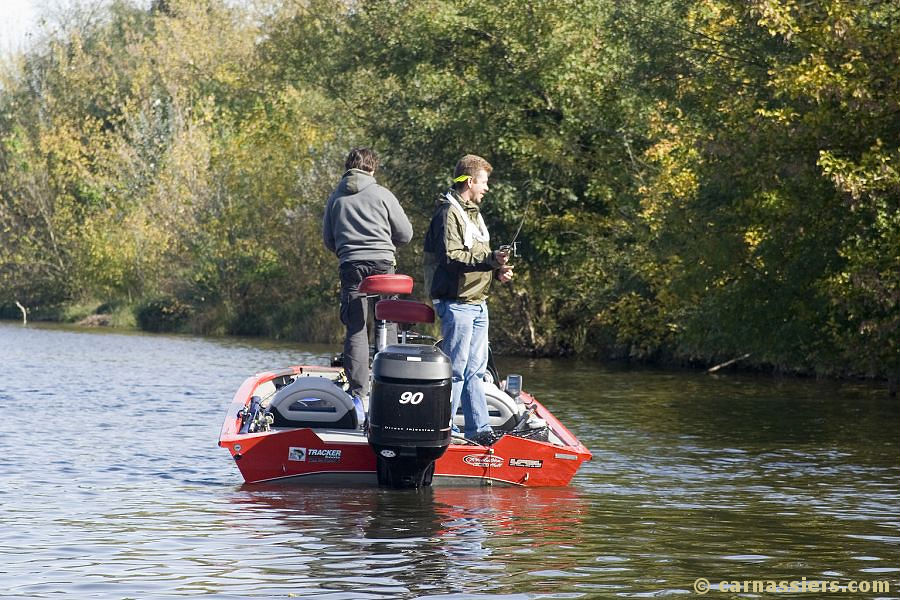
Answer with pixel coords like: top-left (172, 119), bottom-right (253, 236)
top-left (468, 430), bottom-right (499, 447)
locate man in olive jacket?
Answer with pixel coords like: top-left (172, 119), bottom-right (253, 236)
top-left (323, 148), bottom-right (413, 402)
top-left (423, 154), bottom-right (512, 444)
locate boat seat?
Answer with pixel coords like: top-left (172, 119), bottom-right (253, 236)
top-left (452, 381), bottom-right (523, 431)
top-left (267, 376), bottom-right (357, 429)
top-left (375, 299), bottom-right (435, 324)
top-left (360, 274), bottom-right (413, 295)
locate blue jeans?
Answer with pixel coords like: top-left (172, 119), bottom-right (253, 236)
top-left (434, 300), bottom-right (491, 436)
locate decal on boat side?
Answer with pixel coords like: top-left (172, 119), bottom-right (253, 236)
top-left (289, 447), bottom-right (342, 463)
top-left (463, 454), bottom-right (504, 468)
top-left (509, 458), bottom-right (543, 468)
top-left (308, 448), bottom-right (342, 463)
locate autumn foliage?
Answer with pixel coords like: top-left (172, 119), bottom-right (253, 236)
top-left (1, 0), bottom-right (897, 384)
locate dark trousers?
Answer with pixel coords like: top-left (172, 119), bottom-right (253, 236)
top-left (339, 259), bottom-right (397, 397)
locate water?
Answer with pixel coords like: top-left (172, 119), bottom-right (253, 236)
top-left (1, 321), bottom-right (898, 598)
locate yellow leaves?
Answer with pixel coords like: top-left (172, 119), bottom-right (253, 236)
top-left (743, 226), bottom-right (764, 251)
top-left (638, 108), bottom-right (701, 232)
top-left (74, 205), bottom-right (174, 297)
top-left (819, 144), bottom-right (899, 201)
top-left (38, 117), bottom-right (103, 190)
top-left (770, 55), bottom-right (872, 108)
top-left (791, 58), bottom-right (845, 100)
top-left (152, 0), bottom-right (258, 96)
top-left (691, 0), bottom-right (738, 30)
top-left (839, 49), bottom-right (864, 75)
top-left (153, 118), bottom-right (213, 224)
top-left (752, 0), bottom-right (801, 39)
top-left (743, 225), bottom-right (767, 273)
top-left (825, 0), bottom-right (856, 39)
top-left (756, 0), bottom-right (889, 113)
top-left (755, 106), bottom-right (800, 123)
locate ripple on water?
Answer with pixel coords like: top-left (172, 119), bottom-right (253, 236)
top-left (2, 323), bottom-right (899, 599)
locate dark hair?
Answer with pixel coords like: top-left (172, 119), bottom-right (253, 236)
top-left (345, 147), bottom-right (378, 172)
top-left (452, 154), bottom-right (492, 190)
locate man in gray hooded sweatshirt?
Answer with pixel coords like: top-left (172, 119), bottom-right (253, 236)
top-left (323, 148), bottom-right (413, 402)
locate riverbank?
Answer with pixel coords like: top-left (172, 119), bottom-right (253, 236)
top-left (1, 300), bottom-right (136, 330)
top-left (0, 295), bottom-right (343, 341)
top-left (3, 302), bottom-right (895, 397)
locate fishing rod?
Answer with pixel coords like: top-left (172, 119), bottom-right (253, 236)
top-left (499, 196), bottom-right (533, 258)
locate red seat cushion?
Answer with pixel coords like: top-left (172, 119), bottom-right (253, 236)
top-left (359, 274), bottom-right (414, 295)
top-left (375, 299), bottom-right (435, 324)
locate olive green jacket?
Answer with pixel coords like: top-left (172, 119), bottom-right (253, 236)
top-left (423, 189), bottom-right (501, 303)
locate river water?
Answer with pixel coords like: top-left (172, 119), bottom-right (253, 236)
top-left (1, 321), bottom-right (898, 599)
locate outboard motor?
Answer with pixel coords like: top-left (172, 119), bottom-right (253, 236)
top-left (367, 343), bottom-right (452, 488)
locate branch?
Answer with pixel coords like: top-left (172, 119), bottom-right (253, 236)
top-left (708, 353), bottom-right (751, 373)
top-left (15, 301), bottom-right (27, 325)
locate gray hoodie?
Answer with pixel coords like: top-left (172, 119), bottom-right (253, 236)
top-left (322, 169), bottom-right (413, 263)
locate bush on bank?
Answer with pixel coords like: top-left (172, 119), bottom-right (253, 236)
top-left (0, 0), bottom-right (897, 388)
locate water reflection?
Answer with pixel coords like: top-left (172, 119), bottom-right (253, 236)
top-left (2, 322), bottom-right (898, 599)
top-left (226, 485), bottom-right (588, 597)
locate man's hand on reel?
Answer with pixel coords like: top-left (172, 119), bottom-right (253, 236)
top-left (494, 247), bottom-right (511, 266)
top-left (494, 247), bottom-right (514, 282)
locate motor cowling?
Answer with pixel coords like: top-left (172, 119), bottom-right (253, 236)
top-left (367, 343), bottom-right (452, 488)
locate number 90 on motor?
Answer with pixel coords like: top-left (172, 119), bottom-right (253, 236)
top-left (398, 391), bottom-right (424, 405)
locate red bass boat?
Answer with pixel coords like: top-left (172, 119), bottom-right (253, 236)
top-left (219, 275), bottom-right (591, 488)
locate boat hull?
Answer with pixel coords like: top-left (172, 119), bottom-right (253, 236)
top-left (219, 366), bottom-right (591, 487)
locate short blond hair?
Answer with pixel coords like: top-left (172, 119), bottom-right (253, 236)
top-left (453, 154), bottom-right (492, 189)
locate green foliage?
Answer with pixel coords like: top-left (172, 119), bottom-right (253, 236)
top-left (0, 0), bottom-right (896, 383)
top-left (135, 296), bottom-right (192, 332)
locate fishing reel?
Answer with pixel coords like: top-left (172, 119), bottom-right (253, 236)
top-left (253, 411), bottom-right (274, 432)
top-left (237, 397), bottom-right (275, 433)
top-left (498, 241), bottom-right (520, 258)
